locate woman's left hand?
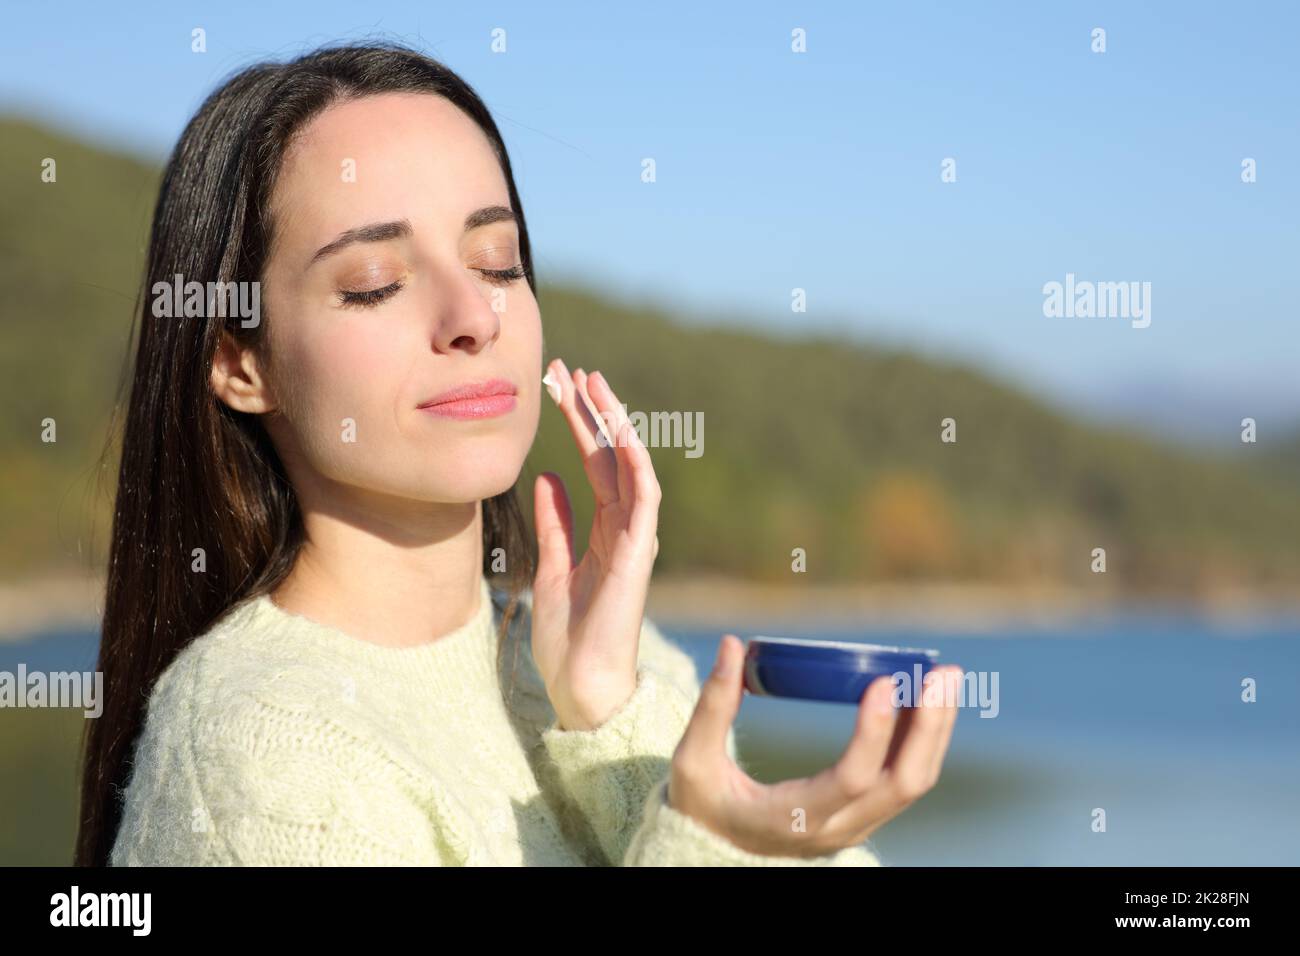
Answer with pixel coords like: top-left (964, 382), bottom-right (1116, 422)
top-left (531, 358), bottom-right (662, 732)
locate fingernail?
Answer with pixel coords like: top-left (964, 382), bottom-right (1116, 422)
top-left (542, 366), bottom-right (561, 405)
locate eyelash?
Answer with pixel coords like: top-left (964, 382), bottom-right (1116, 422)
top-left (338, 281), bottom-right (403, 307)
top-left (337, 264), bottom-right (527, 308)
top-left (478, 263), bottom-right (528, 286)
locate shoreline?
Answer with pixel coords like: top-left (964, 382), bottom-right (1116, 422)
top-left (0, 574), bottom-right (105, 643)
top-left (643, 574), bottom-right (1300, 635)
top-left (3, 572), bottom-right (1298, 643)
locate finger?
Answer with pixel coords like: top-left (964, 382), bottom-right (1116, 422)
top-left (881, 692), bottom-right (916, 767)
top-left (676, 634), bottom-right (745, 772)
top-left (533, 472), bottom-right (576, 587)
top-left (822, 671), bottom-right (959, 839)
top-left (927, 666), bottom-right (962, 781)
top-left (573, 368), bottom-right (616, 449)
top-left (840, 668), bottom-right (961, 837)
top-left (883, 666), bottom-right (955, 800)
top-left (587, 370), bottom-right (662, 552)
top-left (548, 359), bottom-right (619, 501)
top-left (547, 358), bottom-right (596, 456)
top-left (796, 674), bottom-right (899, 825)
top-left (571, 367), bottom-right (620, 503)
top-left (585, 370), bottom-right (635, 506)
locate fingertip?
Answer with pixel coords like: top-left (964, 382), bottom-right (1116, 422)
top-left (713, 634), bottom-right (741, 678)
top-left (550, 358), bottom-right (573, 390)
top-left (864, 675), bottom-right (897, 716)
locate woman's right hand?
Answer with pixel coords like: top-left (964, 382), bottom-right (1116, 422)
top-left (667, 634), bottom-right (963, 859)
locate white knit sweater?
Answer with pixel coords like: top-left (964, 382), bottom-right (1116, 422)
top-left (109, 576), bottom-right (883, 866)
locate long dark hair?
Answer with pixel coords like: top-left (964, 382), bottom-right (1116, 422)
top-left (76, 42), bottom-right (539, 867)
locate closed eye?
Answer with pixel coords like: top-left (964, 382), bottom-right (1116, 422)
top-left (477, 264), bottom-right (528, 286)
top-left (337, 264), bottom-right (526, 307)
top-left (338, 280), bottom-right (403, 308)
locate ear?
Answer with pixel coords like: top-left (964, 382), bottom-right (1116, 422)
top-left (210, 329), bottom-right (278, 414)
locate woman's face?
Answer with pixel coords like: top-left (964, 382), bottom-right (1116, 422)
top-left (254, 91), bottom-right (541, 506)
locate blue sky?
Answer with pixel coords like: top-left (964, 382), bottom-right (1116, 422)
top-left (2, 1), bottom-right (1296, 441)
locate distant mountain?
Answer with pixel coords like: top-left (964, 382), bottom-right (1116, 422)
top-left (2, 117), bottom-right (1298, 595)
top-left (534, 286), bottom-right (1300, 594)
top-left (1065, 376), bottom-right (1300, 450)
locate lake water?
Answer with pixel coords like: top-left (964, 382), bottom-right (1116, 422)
top-left (5, 610), bottom-right (1297, 865)
top-left (666, 610), bottom-right (1300, 866)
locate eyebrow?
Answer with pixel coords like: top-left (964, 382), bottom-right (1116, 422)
top-left (309, 206), bottom-right (518, 265)
top-left (463, 205), bottom-right (518, 231)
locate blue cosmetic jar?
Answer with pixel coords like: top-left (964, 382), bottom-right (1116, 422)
top-left (742, 636), bottom-right (941, 705)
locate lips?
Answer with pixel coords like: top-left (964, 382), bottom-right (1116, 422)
top-left (418, 378), bottom-right (517, 408)
top-left (417, 378), bottom-right (518, 420)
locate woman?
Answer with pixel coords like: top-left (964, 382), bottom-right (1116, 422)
top-left (76, 42), bottom-right (962, 866)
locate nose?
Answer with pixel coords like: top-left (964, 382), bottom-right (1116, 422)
top-left (430, 268), bottom-right (503, 355)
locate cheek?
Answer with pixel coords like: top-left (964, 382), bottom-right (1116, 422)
top-left (508, 295), bottom-right (544, 373)
top-left (280, 317), bottom-right (410, 458)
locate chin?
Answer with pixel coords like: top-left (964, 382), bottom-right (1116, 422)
top-left (423, 448), bottom-right (527, 502)
top-left (431, 472), bottom-right (521, 503)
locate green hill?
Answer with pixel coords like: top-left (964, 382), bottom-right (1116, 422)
top-left (0, 117), bottom-right (159, 570)
top-left (2, 117), bottom-right (1297, 595)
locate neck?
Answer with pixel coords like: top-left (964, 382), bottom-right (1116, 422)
top-left (271, 483), bottom-right (486, 649)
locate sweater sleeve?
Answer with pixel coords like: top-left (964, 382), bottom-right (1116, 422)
top-left (110, 680), bottom-right (467, 866)
top-left (537, 617), bottom-right (697, 865)
top-left (538, 617), bottom-right (884, 867)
